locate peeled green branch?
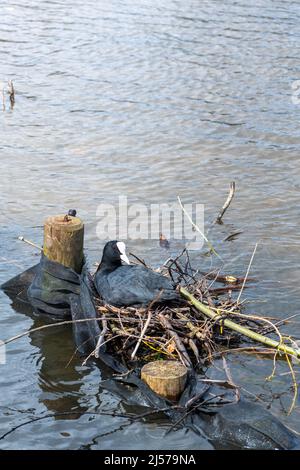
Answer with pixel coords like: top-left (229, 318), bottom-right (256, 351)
top-left (180, 287), bottom-right (300, 359)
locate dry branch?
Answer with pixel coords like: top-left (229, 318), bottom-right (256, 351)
top-left (215, 181), bottom-right (236, 224)
top-left (8, 80), bottom-right (15, 109)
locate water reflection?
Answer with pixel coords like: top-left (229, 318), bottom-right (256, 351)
top-left (2, 276), bottom-right (90, 419)
top-left (32, 318), bottom-right (89, 419)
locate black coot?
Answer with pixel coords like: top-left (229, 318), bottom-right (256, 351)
top-left (94, 241), bottom-right (180, 307)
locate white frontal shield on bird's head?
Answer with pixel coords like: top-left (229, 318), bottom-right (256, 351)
top-left (116, 241), bottom-right (130, 265)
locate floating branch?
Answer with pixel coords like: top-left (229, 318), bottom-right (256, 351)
top-left (215, 181), bottom-right (236, 224)
top-left (223, 231), bottom-right (243, 242)
top-left (8, 80), bottom-right (15, 109)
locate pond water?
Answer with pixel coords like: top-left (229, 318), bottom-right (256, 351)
top-left (1, 0), bottom-right (300, 449)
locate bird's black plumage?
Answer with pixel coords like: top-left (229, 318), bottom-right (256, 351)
top-left (94, 241), bottom-right (180, 307)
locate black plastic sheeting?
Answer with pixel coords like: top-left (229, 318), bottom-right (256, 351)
top-left (27, 253), bottom-right (81, 318)
top-left (2, 254), bottom-right (300, 450)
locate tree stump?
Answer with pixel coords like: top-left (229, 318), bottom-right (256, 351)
top-left (141, 360), bottom-right (188, 401)
top-left (43, 214), bottom-right (84, 273)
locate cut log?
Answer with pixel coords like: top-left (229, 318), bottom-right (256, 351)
top-left (141, 360), bottom-right (188, 401)
top-left (43, 214), bottom-right (84, 273)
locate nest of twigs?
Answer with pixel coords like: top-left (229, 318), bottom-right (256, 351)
top-left (90, 249), bottom-right (261, 371)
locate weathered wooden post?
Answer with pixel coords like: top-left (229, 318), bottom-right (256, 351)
top-left (141, 360), bottom-right (188, 401)
top-left (43, 213), bottom-right (84, 273)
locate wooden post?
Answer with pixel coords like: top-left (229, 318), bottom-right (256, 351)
top-left (43, 214), bottom-right (84, 273)
top-left (141, 360), bottom-right (188, 401)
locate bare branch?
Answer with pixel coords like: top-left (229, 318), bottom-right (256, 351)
top-left (215, 181), bottom-right (236, 224)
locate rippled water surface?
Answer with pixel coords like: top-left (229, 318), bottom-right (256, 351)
top-left (1, 0), bottom-right (300, 449)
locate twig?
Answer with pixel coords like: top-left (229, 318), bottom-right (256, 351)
top-left (222, 356), bottom-right (240, 402)
top-left (8, 80), bottom-right (15, 109)
top-left (215, 181), bottom-right (236, 224)
top-left (94, 317), bottom-right (108, 358)
top-left (223, 231), bottom-right (243, 242)
top-left (131, 291), bottom-right (163, 360)
top-left (3, 317), bottom-right (112, 346)
top-left (180, 287), bottom-right (300, 358)
top-left (261, 313), bottom-right (300, 335)
top-left (209, 285), bottom-right (249, 295)
top-left (177, 195), bottom-right (220, 258)
top-left (18, 236), bottom-right (42, 251)
top-left (131, 310), bottom-right (152, 360)
top-left (200, 270), bottom-right (256, 284)
top-left (236, 242), bottom-right (258, 304)
top-left (175, 310), bottom-right (206, 342)
top-left (188, 338), bottom-right (201, 363)
top-left (81, 333), bottom-right (126, 367)
top-left (158, 313), bottom-right (192, 368)
top-left (0, 405), bottom-right (182, 441)
top-left (285, 351), bottom-right (298, 415)
top-left (214, 306), bottom-right (284, 347)
top-left (165, 393), bottom-right (228, 435)
top-left (129, 252), bottom-right (148, 267)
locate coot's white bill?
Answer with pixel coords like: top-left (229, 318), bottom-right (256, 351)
top-left (116, 241), bottom-right (130, 265)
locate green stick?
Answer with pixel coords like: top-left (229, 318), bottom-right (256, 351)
top-left (180, 287), bottom-right (300, 358)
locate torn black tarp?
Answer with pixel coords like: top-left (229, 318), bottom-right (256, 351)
top-left (27, 253), bottom-right (81, 318)
top-left (1, 254), bottom-right (300, 450)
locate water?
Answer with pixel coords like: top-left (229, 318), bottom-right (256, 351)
top-left (1, 0), bottom-right (300, 449)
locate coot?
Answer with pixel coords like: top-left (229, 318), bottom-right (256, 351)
top-left (95, 241), bottom-right (180, 307)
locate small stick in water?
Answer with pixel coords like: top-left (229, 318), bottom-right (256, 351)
top-left (18, 236), bottom-right (42, 251)
top-left (215, 181), bottom-right (236, 225)
top-left (8, 80), bottom-right (15, 109)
